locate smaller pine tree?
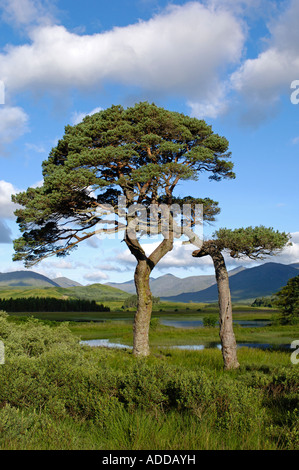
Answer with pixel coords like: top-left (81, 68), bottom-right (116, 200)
top-left (274, 275), bottom-right (299, 325)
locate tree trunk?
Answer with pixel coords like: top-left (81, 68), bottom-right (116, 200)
top-left (133, 258), bottom-right (152, 357)
top-left (211, 251), bottom-right (240, 370)
top-left (125, 211), bottom-right (174, 357)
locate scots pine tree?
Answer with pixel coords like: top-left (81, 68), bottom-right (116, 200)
top-left (13, 102), bottom-right (235, 356)
top-left (193, 226), bottom-right (290, 369)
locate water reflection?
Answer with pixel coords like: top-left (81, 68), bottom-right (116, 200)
top-left (81, 339), bottom-right (290, 351)
top-left (160, 320), bottom-right (271, 328)
top-left (81, 339), bottom-right (132, 349)
top-left (172, 342), bottom-right (291, 351)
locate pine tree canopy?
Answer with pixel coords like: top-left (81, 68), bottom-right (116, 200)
top-left (193, 226), bottom-right (291, 259)
top-left (274, 275), bottom-right (299, 323)
top-left (12, 102), bottom-right (234, 266)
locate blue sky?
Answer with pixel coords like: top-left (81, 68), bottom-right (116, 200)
top-left (0, 0), bottom-right (298, 285)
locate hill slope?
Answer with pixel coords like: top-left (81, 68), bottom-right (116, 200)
top-left (106, 266), bottom-right (245, 297)
top-left (0, 283), bottom-right (130, 302)
top-left (162, 263), bottom-right (299, 303)
top-left (0, 271), bottom-right (60, 288)
top-left (53, 277), bottom-right (82, 288)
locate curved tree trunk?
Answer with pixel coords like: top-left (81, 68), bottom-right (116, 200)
top-left (211, 251), bottom-right (240, 370)
top-left (133, 258), bottom-right (152, 356)
top-left (125, 216), bottom-right (174, 357)
top-left (193, 242), bottom-right (239, 370)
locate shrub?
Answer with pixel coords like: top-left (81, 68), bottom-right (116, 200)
top-left (203, 316), bottom-right (217, 327)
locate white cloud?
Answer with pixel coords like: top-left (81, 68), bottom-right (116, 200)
top-left (0, 0), bottom-right (55, 27)
top-left (25, 142), bottom-right (46, 153)
top-left (0, 2), bottom-right (245, 117)
top-left (94, 263), bottom-right (125, 272)
top-left (115, 231), bottom-right (299, 272)
top-left (0, 180), bottom-right (21, 218)
top-left (31, 179), bottom-right (44, 188)
top-left (273, 232), bottom-right (299, 265)
top-left (49, 260), bottom-right (73, 270)
top-left (0, 106), bottom-right (29, 147)
top-left (0, 219), bottom-right (12, 243)
top-left (187, 82), bottom-right (229, 119)
top-left (71, 107), bottom-right (103, 125)
top-left (116, 240), bottom-right (211, 270)
top-left (230, 0), bottom-right (299, 122)
top-left (83, 271), bottom-right (109, 282)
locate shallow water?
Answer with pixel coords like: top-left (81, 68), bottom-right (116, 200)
top-left (160, 319), bottom-right (271, 328)
top-left (80, 339), bottom-right (291, 351)
top-left (81, 339), bottom-right (132, 349)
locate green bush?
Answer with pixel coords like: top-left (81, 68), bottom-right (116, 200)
top-left (0, 312), bottom-right (298, 450)
top-left (1, 318), bottom-right (80, 358)
top-left (203, 316), bottom-right (217, 327)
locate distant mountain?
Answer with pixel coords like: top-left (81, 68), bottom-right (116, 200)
top-left (290, 263), bottom-right (299, 269)
top-left (0, 271), bottom-right (60, 288)
top-left (53, 277), bottom-right (82, 288)
top-left (106, 266), bottom-right (245, 297)
top-left (0, 283), bottom-right (130, 303)
top-left (162, 262), bottom-right (299, 303)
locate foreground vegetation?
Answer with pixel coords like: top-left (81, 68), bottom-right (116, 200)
top-left (0, 311), bottom-right (298, 450)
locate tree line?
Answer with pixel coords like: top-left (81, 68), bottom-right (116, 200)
top-left (0, 297), bottom-right (110, 313)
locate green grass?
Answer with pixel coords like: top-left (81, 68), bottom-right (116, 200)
top-left (68, 321), bottom-right (299, 351)
top-left (6, 301), bottom-right (296, 349)
top-left (0, 312), bottom-right (298, 450)
top-left (0, 284), bottom-right (130, 303)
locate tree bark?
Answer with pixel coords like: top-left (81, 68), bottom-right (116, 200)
top-left (210, 250), bottom-right (240, 370)
top-left (125, 213), bottom-right (174, 357)
top-left (133, 258), bottom-right (152, 356)
top-left (193, 242), bottom-right (239, 370)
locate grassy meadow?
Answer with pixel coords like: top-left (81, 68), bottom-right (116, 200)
top-left (0, 284), bottom-right (298, 450)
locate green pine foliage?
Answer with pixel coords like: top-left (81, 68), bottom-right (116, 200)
top-left (251, 297), bottom-right (274, 308)
top-left (214, 226), bottom-right (290, 259)
top-left (12, 102), bottom-right (234, 266)
top-left (274, 275), bottom-right (299, 324)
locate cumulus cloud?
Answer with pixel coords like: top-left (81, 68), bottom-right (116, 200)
top-left (230, 0), bottom-right (299, 123)
top-left (0, 219), bottom-right (12, 243)
top-left (114, 231), bottom-right (299, 272)
top-left (83, 271), bottom-right (109, 282)
top-left (0, 0), bottom-right (56, 27)
top-left (0, 2), bottom-right (245, 118)
top-left (0, 106), bottom-right (29, 148)
top-left (0, 180), bottom-right (21, 218)
top-left (71, 107), bottom-right (103, 125)
top-left (116, 240), bottom-right (211, 271)
top-left (273, 232), bottom-right (299, 265)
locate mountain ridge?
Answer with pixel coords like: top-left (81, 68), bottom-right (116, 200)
top-left (0, 271), bottom-right (60, 288)
top-left (106, 266), bottom-right (246, 297)
top-left (1, 262), bottom-right (298, 302)
top-left (53, 277), bottom-right (83, 288)
top-left (162, 262), bottom-right (299, 303)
